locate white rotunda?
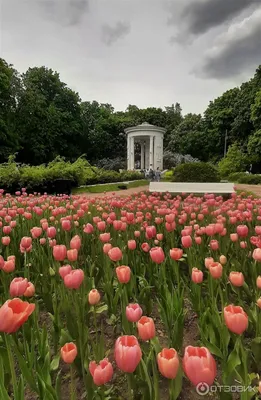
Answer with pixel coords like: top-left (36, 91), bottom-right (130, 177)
top-left (124, 122), bottom-right (165, 170)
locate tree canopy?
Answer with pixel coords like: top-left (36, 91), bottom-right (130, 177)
top-left (0, 58), bottom-right (261, 166)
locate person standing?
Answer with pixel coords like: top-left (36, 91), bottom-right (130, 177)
top-left (155, 167), bottom-right (161, 182)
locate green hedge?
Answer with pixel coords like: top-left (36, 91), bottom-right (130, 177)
top-left (0, 156), bottom-right (142, 193)
top-left (228, 172), bottom-right (261, 185)
top-left (172, 162), bottom-right (220, 183)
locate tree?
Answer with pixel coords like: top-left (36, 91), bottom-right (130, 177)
top-left (218, 143), bottom-right (248, 177)
top-left (231, 66), bottom-right (261, 141)
top-left (168, 114), bottom-right (207, 160)
top-left (16, 66), bottom-right (82, 164)
top-left (247, 129), bottom-right (261, 161)
top-left (251, 90), bottom-right (261, 130)
top-left (0, 58), bottom-right (21, 161)
top-left (202, 88), bottom-right (240, 160)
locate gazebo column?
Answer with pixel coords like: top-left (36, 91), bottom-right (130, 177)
top-left (149, 135), bottom-right (154, 168)
top-left (130, 136), bottom-right (135, 170)
top-left (127, 135), bottom-right (131, 170)
top-left (140, 141), bottom-right (145, 169)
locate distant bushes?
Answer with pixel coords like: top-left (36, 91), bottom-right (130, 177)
top-left (173, 162), bottom-right (220, 183)
top-left (0, 156), bottom-right (142, 193)
top-left (228, 172), bottom-right (261, 185)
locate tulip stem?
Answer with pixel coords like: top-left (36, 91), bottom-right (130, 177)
top-left (4, 334), bottom-right (18, 400)
top-left (70, 365), bottom-right (76, 400)
top-left (126, 373), bottom-right (133, 400)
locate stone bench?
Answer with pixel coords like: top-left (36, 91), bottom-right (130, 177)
top-left (149, 182), bottom-right (235, 194)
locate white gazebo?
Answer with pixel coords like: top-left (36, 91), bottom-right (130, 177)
top-left (125, 122), bottom-right (165, 170)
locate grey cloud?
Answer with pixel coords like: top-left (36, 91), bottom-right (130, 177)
top-left (40, 0), bottom-right (89, 26)
top-left (198, 9), bottom-right (261, 79)
top-left (178, 0), bottom-right (259, 35)
top-left (101, 21), bottom-right (131, 46)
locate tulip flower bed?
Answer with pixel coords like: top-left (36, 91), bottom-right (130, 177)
top-left (1, 188), bottom-right (261, 400)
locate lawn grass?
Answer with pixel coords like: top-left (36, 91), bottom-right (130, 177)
top-left (72, 180), bottom-right (148, 194)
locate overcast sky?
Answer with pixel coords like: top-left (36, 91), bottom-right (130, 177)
top-left (1, 0), bottom-right (261, 115)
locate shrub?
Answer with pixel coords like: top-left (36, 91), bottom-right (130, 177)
top-left (95, 157), bottom-right (127, 171)
top-left (218, 144), bottom-right (248, 178)
top-left (228, 172), bottom-right (248, 183)
top-left (172, 162), bottom-right (220, 183)
top-left (237, 174), bottom-right (261, 185)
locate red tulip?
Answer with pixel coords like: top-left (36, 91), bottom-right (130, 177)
top-left (157, 348), bottom-right (179, 379)
top-left (114, 336), bottom-right (142, 373)
top-left (64, 269), bottom-right (84, 289)
top-left (170, 248), bottom-right (183, 261)
top-left (108, 247), bottom-right (122, 262)
top-left (89, 358), bottom-right (113, 386)
top-left (150, 247), bottom-right (165, 264)
top-left (10, 277), bottom-right (29, 297)
top-left (53, 245), bottom-right (67, 261)
top-left (183, 346), bottom-right (216, 386)
top-left (229, 272), bottom-right (244, 287)
top-left (61, 342), bottom-right (77, 364)
top-left (137, 316), bottom-right (155, 341)
top-left (191, 268), bottom-right (203, 284)
top-left (0, 298), bottom-right (35, 333)
top-left (116, 266), bottom-right (131, 283)
top-left (224, 305), bottom-right (248, 335)
top-left (88, 289), bottom-right (101, 305)
top-left (126, 303), bottom-right (143, 323)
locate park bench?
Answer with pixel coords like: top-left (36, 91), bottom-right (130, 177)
top-left (149, 182), bottom-right (235, 194)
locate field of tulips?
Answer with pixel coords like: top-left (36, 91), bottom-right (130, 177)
top-left (1, 188), bottom-right (261, 400)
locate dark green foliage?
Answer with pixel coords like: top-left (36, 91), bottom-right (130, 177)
top-left (0, 157), bottom-right (142, 193)
top-left (0, 57), bottom-right (261, 167)
top-left (173, 162), bottom-right (220, 183)
top-left (228, 172), bottom-right (261, 185)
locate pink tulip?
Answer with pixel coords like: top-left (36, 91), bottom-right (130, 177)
top-left (64, 269), bottom-right (84, 289)
top-left (150, 247), bottom-right (165, 264)
top-left (108, 247), bottom-right (122, 262)
top-left (114, 336), bottom-right (142, 373)
top-left (2, 236), bottom-right (10, 246)
top-left (191, 268), bottom-right (203, 284)
top-left (88, 289), bottom-right (101, 305)
top-left (170, 248), bottom-right (183, 261)
top-left (128, 240), bottom-right (136, 250)
top-left (89, 358), bottom-right (113, 386)
top-left (47, 227), bottom-right (56, 238)
top-left (67, 249), bottom-right (78, 262)
top-left (126, 303), bottom-right (143, 323)
top-left (229, 272), bottom-right (244, 287)
top-left (53, 245), bottom-right (67, 261)
top-left (61, 219), bottom-right (71, 231)
top-left (59, 265), bottom-right (72, 279)
top-left (70, 235), bottom-right (81, 250)
top-left (10, 277), bottom-right (29, 297)
top-left (181, 235), bottom-right (192, 248)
